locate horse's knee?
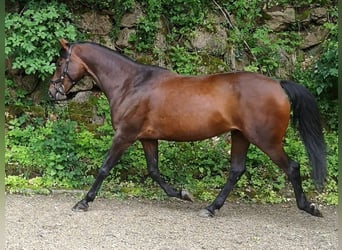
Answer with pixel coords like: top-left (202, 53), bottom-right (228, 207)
top-left (233, 167), bottom-right (245, 176)
top-left (229, 167), bottom-right (245, 182)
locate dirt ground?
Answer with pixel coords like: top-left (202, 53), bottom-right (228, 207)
top-left (6, 193), bottom-right (337, 250)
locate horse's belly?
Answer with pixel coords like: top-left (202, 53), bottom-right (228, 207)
top-left (138, 111), bottom-right (235, 141)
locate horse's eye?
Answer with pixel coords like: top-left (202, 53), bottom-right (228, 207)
top-left (56, 62), bottom-right (62, 67)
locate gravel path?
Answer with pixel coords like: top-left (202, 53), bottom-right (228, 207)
top-left (6, 193), bottom-right (337, 250)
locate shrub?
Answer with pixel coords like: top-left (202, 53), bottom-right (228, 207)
top-left (5, 0), bottom-right (78, 80)
top-left (293, 7), bottom-right (337, 130)
top-left (6, 116), bottom-right (93, 188)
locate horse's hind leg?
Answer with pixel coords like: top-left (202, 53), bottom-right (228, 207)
top-left (141, 139), bottom-right (193, 201)
top-left (260, 144), bottom-right (322, 217)
top-left (200, 130), bottom-right (250, 217)
top-left (288, 159), bottom-right (322, 216)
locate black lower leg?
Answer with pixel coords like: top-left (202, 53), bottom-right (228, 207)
top-left (142, 139), bottom-right (193, 201)
top-left (206, 168), bottom-right (245, 215)
top-left (289, 160), bottom-right (322, 217)
top-left (72, 164), bottom-right (111, 211)
top-left (149, 169), bottom-right (184, 199)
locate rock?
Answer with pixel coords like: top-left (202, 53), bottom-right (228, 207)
top-left (21, 74), bottom-right (38, 93)
top-left (300, 26), bottom-right (329, 49)
top-left (296, 9), bottom-right (311, 24)
top-left (116, 28), bottom-right (136, 48)
top-left (189, 10), bottom-right (228, 55)
top-left (190, 25), bottom-right (227, 56)
top-left (310, 7), bottom-right (327, 24)
top-left (198, 53), bottom-right (227, 74)
top-left (153, 20), bottom-right (167, 50)
top-left (72, 91), bottom-right (93, 103)
top-left (224, 46), bottom-right (250, 72)
top-left (264, 7), bottom-right (295, 31)
top-left (77, 12), bottom-right (112, 35)
top-left (275, 49), bottom-right (297, 79)
top-left (153, 20), bottom-right (168, 68)
top-left (84, 35), bottom-right (116, 50)
top-left (70, 76), bottom-right (95, 93)
top-left (120, 6), bottom-right (144, 28)
top-left (115, 3), bottom-right (143, 48)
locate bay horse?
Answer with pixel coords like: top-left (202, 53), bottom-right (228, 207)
top-left (49, 39), bottom-right (326, 217)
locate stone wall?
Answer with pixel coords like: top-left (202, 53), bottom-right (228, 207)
top-left (64, 4), bottom-right (329, 103)
top-left (5, 3), bottom-right (332, 125)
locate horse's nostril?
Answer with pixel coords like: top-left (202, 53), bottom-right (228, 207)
top-left (58, 86), bottom-right (65, 95)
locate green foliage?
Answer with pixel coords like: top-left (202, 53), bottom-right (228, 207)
top-left (246, 29), bottom-right (302, 75)
top-left (6, 115), bottom-right (93, 188)
top-left (169, 45), bottom-right (201, 74)
top-left (5, 94), bottom-right (115, 188)
top-left (131, 0), bottom-right (162, 51)
top-left (223, 0), bottom-right (263, 47)
top-left (266, 0), bottom-right (335, 7)
top-left (313, 38), bottom-right (338, 97)
top-left (163, 0), bottom-right (209, 38)
top-left (5, 176), bottom-right (51, 195)
top-left (234, 144), bottom-right (287, 204)
top-left (307, 9), bottom-right (338, 96)
top-left (75, 0), bottom-right (116, 9)
top-left (5, 79), bottom-right (30, 106)
top-left (224, 0), bottom-right (263, 24)
top-left (223, 0), bottom-right (304, 76)
top-left (109, 0), bottom-right (135, 39)
top-left (293, 9), bottom-right (337, 130)
top-left (130, 0), bottom-right (210, 52)
top-left (114, 142), bottom-right (147, 182)
top-left (6, 102), bottom-right (338, 205)
top-left (5, 1), bottom-right (78, 80)
top-left (158, 139), bottom-right (229, 188)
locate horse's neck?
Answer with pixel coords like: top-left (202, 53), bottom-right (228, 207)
top-left (81, 46), bottom-right (140, 96)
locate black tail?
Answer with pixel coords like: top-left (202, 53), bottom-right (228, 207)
top-left (280, 80), bottom-right (326, 191)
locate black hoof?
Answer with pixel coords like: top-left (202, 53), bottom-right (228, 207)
top-left (309, 203), bottom-right (323, 217)
top-left (181, 190), bottom-right (194, 202)
top-left (198, 208), bottom-right (215, 218)
top-left (72, 199), bottom-right (89, 212)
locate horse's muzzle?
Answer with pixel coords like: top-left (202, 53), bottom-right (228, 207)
top-left (48, 85), bottom-right (67, 101)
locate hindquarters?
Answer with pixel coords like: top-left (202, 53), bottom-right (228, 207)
top-left (232, 74), bottom-right (291, 148)
top-left (227, 74), bottom-right (325, 216)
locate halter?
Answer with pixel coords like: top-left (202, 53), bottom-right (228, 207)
top-left (50, 45), bottom-right (77, 94)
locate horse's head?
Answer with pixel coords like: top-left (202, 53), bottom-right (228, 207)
top-left (49, 39), bottom-right (86, 100)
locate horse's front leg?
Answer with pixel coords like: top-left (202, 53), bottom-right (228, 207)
top-left (141, 139), bottom-right (193, 202)
top-left (73, 135), bottom-right (133, 211)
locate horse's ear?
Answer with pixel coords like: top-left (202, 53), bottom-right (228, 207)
top-left (59, 39), bottom-right (69, 50)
